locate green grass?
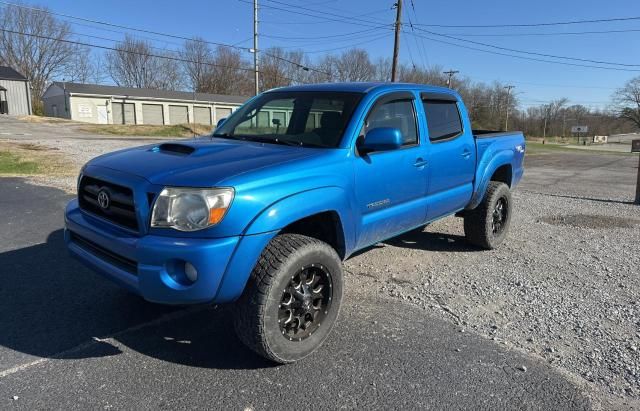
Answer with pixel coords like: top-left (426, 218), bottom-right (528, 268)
top-left (525, 142), bottom-right (633, 156)
top-left (0, 151), bottom-right (40, 174)
top-left (80, 123), bottom-right (213, 138)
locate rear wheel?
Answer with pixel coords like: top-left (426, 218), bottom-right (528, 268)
top-left (234, 234), bottom-right (343, 363)
top-left (464, 182), bottom-right (512, 249)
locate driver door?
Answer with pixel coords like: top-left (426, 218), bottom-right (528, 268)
top-left (353, 92), bottom-right (429, 249)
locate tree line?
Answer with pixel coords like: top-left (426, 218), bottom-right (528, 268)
top-left (0, 4), bottom-right (638, 136)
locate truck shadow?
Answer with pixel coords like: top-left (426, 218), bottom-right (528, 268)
top-left (383, 228), bottom-right (482, 252)
top-left (0, 229), bottom-right (273, 370)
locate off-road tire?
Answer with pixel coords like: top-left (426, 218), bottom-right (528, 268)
top-left (464, 182), bottom-right (512, 249)
top-left (234, 234), bottom-right (343, 363)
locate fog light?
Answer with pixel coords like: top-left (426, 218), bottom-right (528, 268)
top-left (184, 262), bottom-right (198, 283)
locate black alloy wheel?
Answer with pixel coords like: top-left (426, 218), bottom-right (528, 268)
top-left (492, 197), bottom-right (508, 235)
top-left (463, 181), bottom-right (512, 250)
top-left (234, 234), bottom-right (344, 363)
top-left (279, 264), bottom-right (333, 342)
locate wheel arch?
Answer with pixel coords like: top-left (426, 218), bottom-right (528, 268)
top-left (467, 151), bottom-right (514, 210)
top-left (214, 187), bottom-right (354, 303)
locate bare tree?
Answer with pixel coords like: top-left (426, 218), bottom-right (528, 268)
top-left (331, 49), bottom-right (375, 82)
top-left (372, 57), bottom-right (392, 81)
top-left (613, 76), bottom-right (640, 130)
top-left (106, 35), bottom-right (183, 90)
top-left (0, 3), bottom-right (76, 111)
top-left (180, 37), bottom-right (213, 92)
top-left (259, 47), bottom-right (310, 90)
top-left (398, 64), bottom-right (447, 86)
top-left (307, 54), bottom-right (337, 83)
top-left (63, 45), bottom-right (104, 84)
top-left (201, 46), bottom-right (252, 95)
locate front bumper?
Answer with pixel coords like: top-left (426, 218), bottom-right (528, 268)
top-left (65, 199), bottom-right (241, 304)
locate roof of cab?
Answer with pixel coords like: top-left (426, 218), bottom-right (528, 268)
top-left (267, 82), bottom-right (453, 95)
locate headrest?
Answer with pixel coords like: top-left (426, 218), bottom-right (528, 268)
top-left (320, 111), bottom-right (341, 129)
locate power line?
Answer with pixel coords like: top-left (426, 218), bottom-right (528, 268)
top-left (259, 0), bottom-right (391, 27)
top-left (279, 33), bottom-right (391, 54)
top-left (236, 0), bottom-right (387, 29)
top-left (259, 7), bottom-right (392, 25)
top-left (262, 29), bottom-right (391, 48)
top-left (435, 28), bottom-right (640, 37)
top-left (0, 28), bottom-right (306, 84)
top-left (261, 26), bottom-right (387, 40)
top-left (468, 77), bottom-right (618, 90)
top-left (412, 15), bottom-right (640, 28)
top-left (239, 0), bottom-right (640, 71)
top-left (414, 27), bottom-right (640, 67)
top-left (406, 30), bottom-right (640, 72)
top-left (0, 1), bottom-right (330, 77)
top-left (403, 4), bottom-right (427, 69)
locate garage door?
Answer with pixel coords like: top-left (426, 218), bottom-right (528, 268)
top-left (142, 104), bottom-right (164, 125)
top-left (194, 106), bottom-right (211, 125)
top-left (215, 107), bottom-right (232, 123)
top-left (112, 102), bottom-right (136, 124)
top-left (169, 105), bottom-right (188, 124)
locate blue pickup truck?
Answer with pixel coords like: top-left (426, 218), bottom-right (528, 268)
top-left (65, 82), bottom-right (524, 363)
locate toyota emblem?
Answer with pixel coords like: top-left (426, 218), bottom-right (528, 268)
top-left (97, 189), bottom-right (111, 210)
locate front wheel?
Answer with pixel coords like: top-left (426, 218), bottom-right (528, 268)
top-left (234, 234), bottom-right (343, 363)
top-left (464, 182), bottom-right (512, 249)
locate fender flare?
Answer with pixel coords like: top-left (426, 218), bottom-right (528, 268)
top-left (243, 186), bottom-right (355, 244)
top-left (468, 150), bottom-right (514, 210)
top-left (213, 186), bottom-right (355, 303)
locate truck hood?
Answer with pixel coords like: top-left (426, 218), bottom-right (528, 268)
top-left (87, 138), bottom-right (318, 186)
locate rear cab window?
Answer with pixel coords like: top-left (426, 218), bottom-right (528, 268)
top-left (422, 95), bottom-right (464, 142)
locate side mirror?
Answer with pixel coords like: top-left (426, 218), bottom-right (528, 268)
top-left (360, 127), bottom-right (403, 153)
top-left (216, 117), bottom-right (227, 128)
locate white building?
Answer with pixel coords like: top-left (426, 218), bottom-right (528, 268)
top-left (0, 66), bottom-right (32, 116)
top-left (42, 82), bottom-right (246, 126)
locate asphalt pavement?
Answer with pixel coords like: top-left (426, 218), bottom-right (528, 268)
top-left (0, 178), bottom-right (591, 409)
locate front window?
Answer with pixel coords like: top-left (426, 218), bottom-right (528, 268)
top-left (214, 91), bottom-right (363, 148)
top-left (364, 99), bottom-right (418, 146)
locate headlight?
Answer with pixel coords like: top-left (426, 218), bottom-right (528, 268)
top-left (151, 187), bottom-right (234, 231)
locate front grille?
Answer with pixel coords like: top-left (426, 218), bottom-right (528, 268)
top-left (70, 231), bottom-right (138, 275)
top-left (78, 176), bottom-right (138, 231)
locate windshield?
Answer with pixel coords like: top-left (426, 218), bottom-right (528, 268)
top-left (213, 91), bottom-right (363, 148)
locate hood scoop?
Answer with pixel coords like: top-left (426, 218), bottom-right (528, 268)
top-left (154, 143), bottom-right (196, 156)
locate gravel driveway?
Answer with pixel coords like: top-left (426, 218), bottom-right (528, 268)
top-left (2, 116), bottom-right (639, 408)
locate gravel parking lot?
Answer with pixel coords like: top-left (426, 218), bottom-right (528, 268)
top-left (2, 116), bottom-right (639, 408)
top-left (345, 150), bottom-right (640, 406)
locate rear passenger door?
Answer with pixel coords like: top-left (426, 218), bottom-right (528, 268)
top-left (353, 91), bottom-right (429, 248)
top-left (421, 93), bottom-right (476, 220)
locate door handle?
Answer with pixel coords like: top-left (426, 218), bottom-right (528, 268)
top-left (414, 158), bottom-right (428, 168)
top-left (461, 150), bottom-right (472, 159)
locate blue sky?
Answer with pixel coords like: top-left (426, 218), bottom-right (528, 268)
top-left (37, 0), bottom-right (640, 109)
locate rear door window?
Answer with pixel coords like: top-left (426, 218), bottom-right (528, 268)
top-left (423, 100), bottom-right (463, 142)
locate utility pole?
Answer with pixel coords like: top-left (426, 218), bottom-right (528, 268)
top-left (504, 85), bottom-right (515, 131)
top-left (443, 69), bottom-right (459, 88)
top-left (253, 0), bottom-right (259, 95)
top-left (391, 0), bottom-right (402, 82)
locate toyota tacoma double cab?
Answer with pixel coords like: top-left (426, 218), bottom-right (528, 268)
top-left (65, 82), bottom-right (525, 363)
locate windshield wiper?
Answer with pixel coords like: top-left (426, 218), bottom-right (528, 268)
top-left (211, 133), bottom-right (246, 141)
top-left (245, 136), bottom-right (304, 147)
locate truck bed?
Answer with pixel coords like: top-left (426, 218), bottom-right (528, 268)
top-left (473, 130), bottom-right (522, 139)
